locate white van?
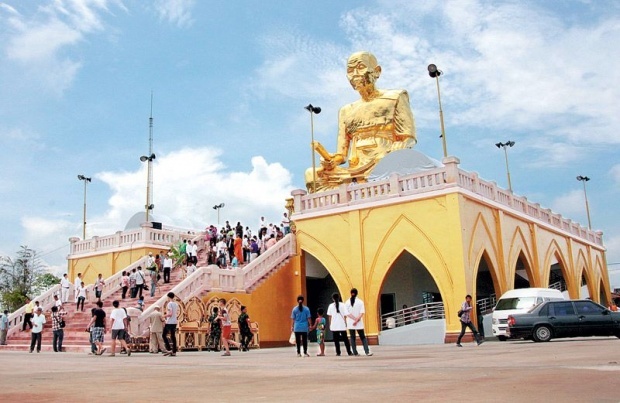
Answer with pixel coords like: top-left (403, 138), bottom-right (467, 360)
top-left (492, 288), bottom-right (565, 340)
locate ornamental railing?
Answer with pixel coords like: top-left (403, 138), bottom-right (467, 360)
top-left (134, 234), bottom-right (296, 336)
top-left (68, 223), bottom-right (198, 257)
top-left (381, 302), bottom-right (446, 330)
top-left (291, 158), bottom-right (603, 247)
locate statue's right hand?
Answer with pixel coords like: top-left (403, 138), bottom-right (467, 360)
top-left (321, 158), bottom-right (336, 171)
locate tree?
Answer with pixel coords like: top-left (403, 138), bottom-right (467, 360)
top-left (32, 272), bottom-right (61, 295)
top-left (0, 246), bottom-right (46, 311)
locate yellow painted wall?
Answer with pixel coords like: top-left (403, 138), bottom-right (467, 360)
top-left (292, 191), bottom-right (610, 343)
top-left (201, 256), bottom-right (303, 345)
top-left (293, 193), bottom-right (469, 339)
top-left (68, 247), bottom-right (165, 285)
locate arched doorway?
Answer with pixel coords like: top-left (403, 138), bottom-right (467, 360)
top-left (514, 252), bottom-right (533, 289)
top-left (475, 251), bottom-right (499, 308)
top-left (475, 251), bottom-right (500, 339)
top-left (303, 251), bottom-right (338, 342)
top-left (599, 279), bottom-right (607, 306)
top-left (547, 251), bottom-right (569, 294)
top-left (580, 274), bottom-right (590, 299)
top-left (378, 250), bottom-right (445, 338)
top-left (380, 251), bottom-right (442, 308)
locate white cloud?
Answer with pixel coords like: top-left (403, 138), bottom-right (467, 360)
top-left (0, 0), bottom-right (122, 94)
top-left (153, 0), bottom-right (195, 28)
top-left (550, 189), bottom-right (585, 217)
top-left (604, 234), bottom-right (620, 289)
top-left (94, 147), bottom-right (293, 234)
top-left (20, 148), bottom-right (294, 275)
top-left (255, 1), bottom-right (620, 148)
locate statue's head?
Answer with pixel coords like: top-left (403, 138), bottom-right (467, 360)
top-left (347, 51), bottom-right (381, 91)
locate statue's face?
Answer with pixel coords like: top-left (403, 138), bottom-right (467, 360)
top-left (347, 53), bottom-right (378, 91)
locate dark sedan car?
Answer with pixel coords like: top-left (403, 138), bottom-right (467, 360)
top-left (507, 299), bottom-right (620, 342)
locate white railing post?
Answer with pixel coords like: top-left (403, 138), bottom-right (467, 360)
top-left (442, 156), bottom-right (460, 184)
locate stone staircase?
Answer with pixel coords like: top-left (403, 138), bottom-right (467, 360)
top-left (2, 233), bottom-right (296, 352)
top-left (1, 268), bottom-right (185, 353)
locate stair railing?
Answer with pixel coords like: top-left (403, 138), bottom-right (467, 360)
top-left (135, 234), bottom-right (296, 335)
top-left (6, 284), bottom-right (62, 339)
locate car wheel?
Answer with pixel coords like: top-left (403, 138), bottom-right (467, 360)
top-left (533, 325), bottom-right (552, 342)
top-left (497, 336), bottom-right (507, 341)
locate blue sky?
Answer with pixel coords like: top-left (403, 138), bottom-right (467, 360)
top-left (1, 0), bottom-right (619, 287)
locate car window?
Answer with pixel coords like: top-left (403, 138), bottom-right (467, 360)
top-left (550, 301), bottom-right (576, 316)
top-left (495, 297), bottom-right (538, 310)
top-left (574, 301), bottom-right (605, 315)
top-left (538, 304), bottom-right (549, 316)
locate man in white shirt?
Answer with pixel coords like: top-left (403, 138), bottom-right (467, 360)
top-left (191, 241), bottom-right (198, 264)
top-left (0, 309), bottom-right (9, 345)
top-left (54, 295), bottom-right (62, 309)
top-left (163, 254), bottom-right (173, 284)
top-left (74, 273), bottom-right (82, 303)
top-left (146, 252), bottom-right (155, 271)
top-left (242, 235), bottom-right (250, 263)
top-left (108, 300), bottom-right (131, 357)
top-left (60, 273), bottom-right (71, 303)
top-left (281, 212), bottom-right (291, 235)
top-left (258, 216), bottom-right (266, 230)
top-left (29, 307), bottom-right (46, 353)
top-left (216, 239), bottom-right (227, 267)
top-left (163, 292), bottom-right (178, 356)
top-left (135, 267), bottom-right (145, 299)
top-left (95, 273), bottom-right (105, 302)
top-left (345, 288), bottom-right (373, 356)
top-left (266, 223), bottom-right (274, 238)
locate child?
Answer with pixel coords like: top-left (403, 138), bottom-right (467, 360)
top-left (207, 307), bottom-right (220, 352)
top-left (218, 298), bottom-right (242, 356)
top-left (310, 308), bottom-right (326, 356)
top-left (136, 296), bottom-right (144, 312)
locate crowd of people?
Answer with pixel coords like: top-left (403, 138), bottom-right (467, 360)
top-left (199, 213), bottom-right (291, 269)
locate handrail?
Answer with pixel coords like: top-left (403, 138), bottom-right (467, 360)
top-left (242, 234), bottom-right (295, 289)
top-left (134, 235), bottom-right (296, 335)
top-left (476, 295), bottom-right (497, 315)
top-left (6, 284), bottom-right (62, 339)
top-left (69, 226), bottom-right (197, 257)
top-left (96, 256), bottom-right (150, 302)
top-left (291, 160), bottom-right (603, 247)
top-left (380, 302), bottom-right (445, 330)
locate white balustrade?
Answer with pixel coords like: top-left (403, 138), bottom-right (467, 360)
top-left (6, 284), bottom-right (62, 339)
top-left (69, 226), bottom-right (198, 257)
top-left (292, 164), bottom-right (602, 246)
top-left (134, 234), bottom-right (296, 335)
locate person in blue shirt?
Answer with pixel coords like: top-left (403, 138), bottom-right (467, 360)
top-left (290, 295), bottom-right (312, 357)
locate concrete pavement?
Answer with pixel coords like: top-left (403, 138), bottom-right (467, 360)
top-left (0, 337), bottom-right (618, 402)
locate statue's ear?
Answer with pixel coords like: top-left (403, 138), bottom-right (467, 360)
top-left (374, 65), bottom-right (382, 79)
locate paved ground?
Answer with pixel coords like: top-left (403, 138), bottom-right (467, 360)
top-left (0, 337), bottom-right (618, 402)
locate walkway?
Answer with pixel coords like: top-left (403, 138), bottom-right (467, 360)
top-left (0, 338), bottom-right (617, 402)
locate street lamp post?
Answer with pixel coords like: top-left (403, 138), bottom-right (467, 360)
top-left (140, 153), bottom-right (156, 222)
top-left (77, 175), bottom-right (92, 239)
top-left (576, 175), bottom-right (592, 230)
top-left (495, 141), bottom-right (516, 192)
top-left (213, 203), bottom-right (225, 226)
top-left (427, 64), bottom-right (448, 158)
top-left (304, 104), bottom-right (321, 193)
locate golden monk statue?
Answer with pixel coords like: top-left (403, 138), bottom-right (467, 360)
top-left (305, 51), bottom-right (416, 192)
